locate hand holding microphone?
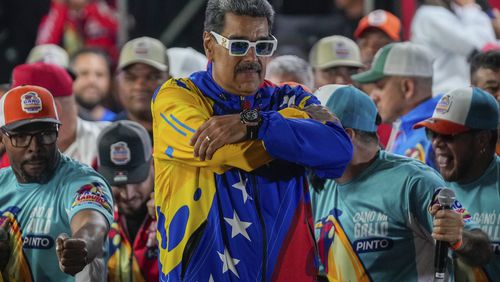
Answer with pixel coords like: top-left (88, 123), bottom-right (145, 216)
top-left (430, 188), bottom-right (464, 280)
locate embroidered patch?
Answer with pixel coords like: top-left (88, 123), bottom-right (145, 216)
top-left (334, 42), bottom-right (350, 59)
top-left (20, 92), bottom-right (42, 114)
top-left (404, 143), bottom-right (425, 162)
top-left (72, 182), bottom-right (112, 214)
top-left (133, 41), bottom-right (150, 55)
top-left (435, 95), bottom-right (452, 114)
top-left (113, 171), bottom-right (128, 183)
top-left (367, 10), bottom-right (387, 26)
top-left (110, 141), bottom-right (131, 165)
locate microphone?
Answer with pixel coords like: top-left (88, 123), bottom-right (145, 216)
top-left (434, 188), bottom-right (456, 281)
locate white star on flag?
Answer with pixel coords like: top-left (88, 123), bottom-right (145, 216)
top-left (208, 274), bottom-right (214, 282)
top-left (232, 172), bottom-right (252, 203)
top-left (217, 247), bottom-right (240, 278)
top-left (224, 210), bottom-right (252, 241)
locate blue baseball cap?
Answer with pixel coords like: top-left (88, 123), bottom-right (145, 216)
top-left (414, 86), bottom-right (499, 134)
top-left (315, 84), bottom-right (379, 132)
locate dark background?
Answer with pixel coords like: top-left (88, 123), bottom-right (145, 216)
top-left (0, 0), bottom-right (399, 83)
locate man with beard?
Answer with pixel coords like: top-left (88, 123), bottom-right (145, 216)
top-left (0, 85), bottom-right (113, 281)
top-left (470, 50), bottom-right (500, 155)
top-left (151, 0), bottom-right (353, 280)
top-left (96, 120), bottom-right (158, 281)
top-left (415, 86), bottom-right (499, 280)
top-left (115, 37), bottom-right (170, 143)
top-left (70, 48), bottom-right (116, 121)
top-left (311, 84), bottom-right (491, 281)
top-left (11, 62), bottom-right (110, 168)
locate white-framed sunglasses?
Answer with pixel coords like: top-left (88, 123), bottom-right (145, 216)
top-left (210, 31), bottom-right (278, 57)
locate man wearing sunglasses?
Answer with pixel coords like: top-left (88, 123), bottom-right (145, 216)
top-left (415, 86), bottom-right (499, 280)
top-left (0, 85), bottom-right (113, 281)
top-left (151, 0), bottom-right (353, 281)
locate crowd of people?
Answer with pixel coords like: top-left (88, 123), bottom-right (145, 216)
top-left (0, 0), bottom-right (499, 281)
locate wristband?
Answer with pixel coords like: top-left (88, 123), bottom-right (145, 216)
top-left (450, 239), bottom-right (463, 251)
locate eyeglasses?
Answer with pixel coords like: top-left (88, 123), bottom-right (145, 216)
top-left (210, 31), bottom-right (277, 57)
top-left (2, 130), bottom-right (58, 148)
top-left (425, 128), bottom-right (477, 142)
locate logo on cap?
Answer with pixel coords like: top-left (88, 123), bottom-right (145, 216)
top-left (368, 10), bottom-right (387, 26)
top-left (113, 171), bottom-right (128, 183)
top-left (334, 42), bottom-right (350, 59)
top-left (21, 92), bottom-right (43, 114)
top-left (110, 141), bottom-right (131, 165)
top-left (436, 95), bottom-right (452, 114)
top-left (133, 41), bottom-right (150, 55)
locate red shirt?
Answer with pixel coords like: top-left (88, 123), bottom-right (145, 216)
top-left (36, 1), bottom-right (119, 61)
top-left (0, 153), bottom-right (9, 169)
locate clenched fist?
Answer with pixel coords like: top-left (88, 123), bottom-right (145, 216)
top-left (55, 233), bottom-right (88, 276)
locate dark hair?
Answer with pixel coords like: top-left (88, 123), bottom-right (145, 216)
top-left (69, 47), bottom-right (112, 74)
top-left (470, 51), bottom-right (500, 78)
top-left (354, 129), bottom-right (379, 145)
top-left (204, 0), bottom-right (275, 33)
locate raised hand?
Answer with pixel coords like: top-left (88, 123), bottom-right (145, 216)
top-left (190, 114), bottom-right (247, 161)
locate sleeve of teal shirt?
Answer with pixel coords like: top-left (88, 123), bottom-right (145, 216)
top-left (66, 175), bottom-right (114, 227)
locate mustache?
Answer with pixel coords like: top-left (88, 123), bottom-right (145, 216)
top-left (22, 156), bottom-right (48, 165)
top-left (235, 62), bottom-right (262, 73)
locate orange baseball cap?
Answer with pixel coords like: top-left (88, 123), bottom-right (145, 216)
top-left (354, 10), bottom-right (401, 41)
top-left (0, 85), bottom-right (61, 132)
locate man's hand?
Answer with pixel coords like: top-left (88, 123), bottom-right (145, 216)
top-left (303, 104), bottom-right (340, 124)
top-left (430, 204), bottom-right (465, 245)
top-left (147, 192), bottom-right (156, 220)
top-left (56, 233), bottom-right (88, 276)
top-left (0, 218), bottom-right (11, 271)
top-left (189, 114), bottom-right (247, 161)
top-left (146, 221), bottom-right (158, 248)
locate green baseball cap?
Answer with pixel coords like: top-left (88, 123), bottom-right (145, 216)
top-left (351, 42), bottom-right (434, 84)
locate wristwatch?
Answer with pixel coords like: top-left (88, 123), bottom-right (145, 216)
top-left (240, 109), bottom-right (261, 140)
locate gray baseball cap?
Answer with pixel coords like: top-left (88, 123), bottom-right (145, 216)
top-left (97, 120), bottom-right (152, 186)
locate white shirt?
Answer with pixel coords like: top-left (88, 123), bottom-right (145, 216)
top-left (411, 4), bottom-right (495, 94)
top-left (64, 118), bottom-right (110, 167)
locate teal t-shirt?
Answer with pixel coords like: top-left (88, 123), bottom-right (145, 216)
top-left (311, 151), bottom-right (477, 282)
top-left (0, 153), bottom-right (114, 281)
top-left (447, 156), bottom-right (500, 280)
